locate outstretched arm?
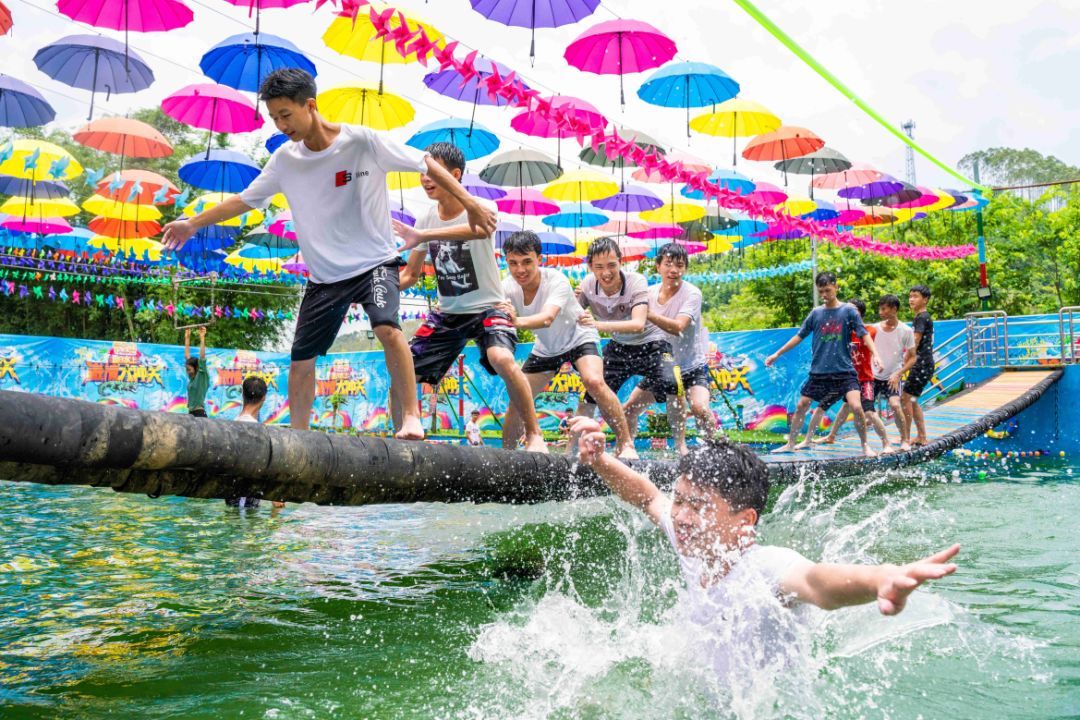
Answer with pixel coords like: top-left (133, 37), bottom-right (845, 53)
top-left (198, 326), bottom-right (207, 361)
top-left (162, 195), bottom-right (252, 251)
top-left (393, 219), bottom-right (488, 253)
top-left (648, 310), bottom-right (691, 336)
top-left (422, 157), bottom-right (497, 236)
top-left (765, 334), bottom-right (803, 367)
top-left (780, 544), bottom-right (960, 614)
top-left (568, 416), bottom-right (666, 525)
top-left (184, 328), bottom-right (191, 360)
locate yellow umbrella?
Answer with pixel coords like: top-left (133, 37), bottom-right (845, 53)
top-left (777, 196), bottom-right (816, 216)
top-left (225, 251), bottom-right (283, 274)
top-left (317, 84), bottom-right (415, 130)
top-left (704, 237), bottom-right (736, 254)
top-left (920, 188), bottom-right (955, 213)
top-left (388, 172), bottom-right (421, 190)
top-left (541, 169), bottom-right (619, 203)
top-left (0, 140), bottom-right (83, 182)
top-left (90, 236), bottom-right (165, 260)
top-left (270, 193), bottom-right (289, 209)
top-left (640, 202), bottom-right (705, 224)
top-left (82, 195), bottom-right (163, 221)
top-left (323, 2), bottom-right (444, 65)
top-left (0, 196), bottom-right (80, 217)
top-left (183, 193), bottom-right (263, 226)
top-left (690, 99), bottom-right (781, 166)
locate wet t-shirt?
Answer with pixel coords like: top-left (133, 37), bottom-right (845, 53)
top-left (912, 311), bottom-right (934, 366)
top-left (797, 304), bottom-right (867, 376)
top-left (648, 280), bottom-right (708, 369)
top-left (578, 271), bottom-right (665, 345)
top-left (187, 359), bottom-right (209, 412)
top-left (418, 198), bottom-right (503, 315)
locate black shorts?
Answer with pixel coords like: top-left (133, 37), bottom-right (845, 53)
top-left (521, 341), bottom-right (600, 375)
top-left (638, 364), bottom-right (711, 403)
top-left (582, 340), bottom-right (677, 404)
top-left (410, 309), bottom-right (517, 385)
top-left (905, 361), bottom-right (934, 398)
top-left (291, 260), bottom-right (403, 361)
top-left (873, 378), bottom-right (901, 401)
top-left (801, 372), bottom-right (860, 409)
top-left (858, 380), bottom-right (875, 413)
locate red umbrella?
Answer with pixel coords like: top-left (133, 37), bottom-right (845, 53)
top-left (0, 1), bottom-right (12, 35)
top-left (162, 83), bottom-right (263, 157)
top-left (564, 19), bottom-right (676, 109)
top-left (742, 125), bottom-right (824, 185)
top-left (74, 117), bottom-right (173, 159)
top-left (88, 216), bottom-right (162, 238)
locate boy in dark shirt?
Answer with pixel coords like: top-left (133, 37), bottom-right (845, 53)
top-left (899, 284), bottom-right (934, 446)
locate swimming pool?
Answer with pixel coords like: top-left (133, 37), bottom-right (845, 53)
top-left (1, 455), bottom-right (1077, 719)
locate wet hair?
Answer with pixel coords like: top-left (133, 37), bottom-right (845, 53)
top-left (586, 236), bottom-right (622, 263)
top-left (471, 409), bottom-right (480, 416)
top-left (655, 242), bottom-right (689, 267)
top-left (910, 284), bottom-right (932, 299)
top-left (849, 298), bottom-right (866, 318)
top-left (242, 375), bottom-right (267, 404)
top-left (503, 229), bottom-right (542, 257)
top-left (678, 436), bottom-right (770, 520)
top-left (815, 271), bottom-right (837, 288)
top-left (878, 294), bottom-right (900, 310)
top-left (185, 357), bottom-right (199, 373)
top-left (258, 68), bottom-right (317, 104)
top-left (425, 141), bottom-right (466, 175)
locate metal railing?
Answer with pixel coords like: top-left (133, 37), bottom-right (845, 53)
top-left (920, 326), bottom-right (970, 406)
top-left (965, 311), bottom-right (1008, 368)
top-left (1058, 307), bottom-right (1080, 365)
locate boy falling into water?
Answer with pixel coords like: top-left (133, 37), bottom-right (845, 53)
top-left (901, 285), bottom-right (935, 447)
top-left (162, 69), bottom-right (496, 438)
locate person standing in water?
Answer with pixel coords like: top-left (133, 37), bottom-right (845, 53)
top-left (228, 376), bottom-right (283, 509)
top-left (184, 326), bottom-right (210, 418)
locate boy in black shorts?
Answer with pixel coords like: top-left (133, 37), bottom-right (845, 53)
top-left (900, 284), bottom-right (934, 446)
top-left (765, 272), bottom-right (883, 458)
top-left (162, 69), bottom-right (496, 438)
top-left (395, 144), bottom-right (545, 453)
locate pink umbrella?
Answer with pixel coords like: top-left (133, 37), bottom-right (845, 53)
top-left (627, 223), bottom-right (682, 239)
top-left (811, 162), bottom-right (882, 190)
top-left (510, 95), bottom-right (606, 165)
top-left (495, 188), bottom-right (560, 216)
top-left (2, 216), bottom-right (72, 235)
top-left (630, 150), bottom-right (709, 183)
top-left (564, 19), bottom-right (676, 109)
top-left (58, 0), bottom-right (193, 64)
top-left (834, 207), bottom-right (865, 225)
top-left (221, 0), bottom-right (310, 34)
top-left (268, 211), bottom-right (296, 240)
top-left (746, 182), bottom-right (787, 205)
top-left (162, 83), bottom-right (263, 157)
top-left (676, 239), bottom-right (706, 255)
top-left (616, 238), bottom-right (649, 256)
top-left (889, 185), bottom-right (938, 210)
top-left (599, 218), bottom-right (650, 235)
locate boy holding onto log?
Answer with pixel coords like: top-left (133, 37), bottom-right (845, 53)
top-left (162, 69), bottom-right (496, 438)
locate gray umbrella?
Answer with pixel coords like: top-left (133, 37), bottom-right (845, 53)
top-left (480, 149), bottom-right (563, 187)
top-left (579, 126), bottom-right (665, 170)
top-left (773, 147), bottom-right (852, 198)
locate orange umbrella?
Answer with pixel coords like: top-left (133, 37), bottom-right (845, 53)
top-left (74, 117), bottom-right (173, 158)
top-left (742, 126), bottom-right (823, 184)
top-left (0, 1), bottom-right (12, 35)
top-left (95, 169), bottom-right (178, 204)
top-left (88, 216), bottom-right (162, 238)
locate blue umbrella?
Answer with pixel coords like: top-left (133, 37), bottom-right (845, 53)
top-left (542, 202), bottom-right (608, 229)
top-left (0, 174), bottom-right (69, 199)
top-left (537, 231), bottom-right (574, 254)
top-left (200, 32), bottom-right (316, 93)
top-left (41, 226), bottom-right (93, 254)
top-left (406, 118), bottom-right (500, 161)
top-left (236, 241), bottom-right (296, 259)
top-left (717, 217), bottom-right (768, 237)
top-left (681, 168), bottom-right (755, 199)
top-left (800, 199), bottom-right (839, 222)
top-left (174, 247), bottom-right (231, 273)
top-left (637, 61), bottom-right (739, 136)
top-left (265, 132), bottom-right (289, 154)
top-left (0, 75), bottom-right (56, 128)
top-left (33, 35), bottom-right (154, 121)
top-left (178, 149), bottom-right (261, 192)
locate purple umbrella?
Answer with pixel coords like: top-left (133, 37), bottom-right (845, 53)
top-left (0, 75), bottom-right (56, 128)
top-left (837, 175), bottom-right (905, 201)
top-left (590, 183), bottom-right (662, 213)
top-left (33, 35), bottom-right (154, 120)
top-left (391, 202), bottom-right (416, 226)
top-left (470, 0), bottom-right (602, 64)
top-left (462, 173), bottom-right (507, 200)
top-left (423, 57), bottom-right (529, 133)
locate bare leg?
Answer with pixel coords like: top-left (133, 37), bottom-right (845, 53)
top-left (774, 396), bottom-right (813, 452)
top-left (375, 325), bottom-right (424, 440)
top-left (503, 371), bottom-right (553, 451)
top-left (667, 393), bottom-right (689, 455)
top-left (846, 389), bottom-right (876, 457)
top-left (487, 347), bottom-right (546, 453)
top-left (577, 355), bottom-right (637, 459)
top-left (687, 385), bottom-right (717, 438)
top-left (818, 403), bottom-right (848, 444)
top-left (889, 395), bottom-right (910, 450)
top-left (867, 410), bottom-right (892, 451)
top-left (288, 357), bottom-right (316, 430)
top-left (798, 406), bottom-right (827, 449)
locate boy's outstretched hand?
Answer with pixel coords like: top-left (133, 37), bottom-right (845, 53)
top-left (392, 219), bottom-right (424, 252)
top-left (568, 416), bottom-right (606, 466)
top-left (877, 544), bottom-right (960, 615)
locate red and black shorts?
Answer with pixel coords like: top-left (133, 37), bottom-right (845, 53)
top-left (410, 308), bottom-right (518, 385)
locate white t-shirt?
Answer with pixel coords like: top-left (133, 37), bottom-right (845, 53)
top-left (578, 271), bottom-right (666, 346)
top-left (873, 321), bottom-right (915, 380)
top-left (236, 412), bottom-right (259, 423)
top-left (465, 420), bottom-right (481, 445)
top-left (648, 280), bottom-right (708, 369)
top-left (503, 268), bottom-right (599, 358)
top-left (417, 199), bottom-right (503, 314)
top-left (239, 124), bottom-right (426, 285)
top-left (656, 495), bottom-right (812, 679)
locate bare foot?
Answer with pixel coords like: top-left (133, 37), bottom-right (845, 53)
top-left (524, 433), bottom-right (549, 454)
top-left (272, 501), bottom-right (285, 508)
top-left (900, 441), bottom-right (911, 451)
top-left (912, 437), bottom-right (928, 447)
top-left (862, 444), bottom-right (878, 458)
top-left (881, 444), bottom-right (896, 455)
top-left (616, 446), bottom-right (639, 461)
top-left (395, 415), bottom-right (425, 441)
top-left (793, 439), bottom-right (813, 450)
top-left (812, 436), bottom-right (836, 445)
top-left (772, 443), bottom-right (797, 454)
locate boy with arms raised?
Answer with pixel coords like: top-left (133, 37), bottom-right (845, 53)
top-left (570, 414), bottom-right (960, 674)
top-left (900, 285), bottom-right (934, 446)
top-left (496, 230), bottom-right (637, 459)
top-left (394, 143), bottom-right (545, 453)
top-left (765, 272), bottom-right (883, 458)
top-left (162, 69), bottom-right (495, 438)
top-left (184, 326), bottom-right (210, 418)
top-left (622, 243), bottom-right (717, 455)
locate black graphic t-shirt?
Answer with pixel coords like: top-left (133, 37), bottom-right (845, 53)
top-left (912, 311), bottom-right (934, 365)
top-left (418, 200), bottom-right (503, 314)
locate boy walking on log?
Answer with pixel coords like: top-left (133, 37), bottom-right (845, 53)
top-left (901, 285), bottom-right (935, 446)
top-left (162, 69), bottom-right (496, 437)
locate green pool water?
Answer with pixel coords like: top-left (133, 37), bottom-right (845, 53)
top-left (1, 456), bottom-right (1078, 719)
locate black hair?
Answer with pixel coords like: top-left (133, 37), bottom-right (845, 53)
top-left (503, 229), bottom-right (542, 257)
top-left (471, 409), bottom-right (480, 415)
top-left (242, 375), bottom-right (267, 405)
top-left (425, 141), bottom-right (466, 175)
top-left (586, 236), bottom-right (622, 263)
top-left (655, 242), bottom-right (689, 267)
top-left (815, 271), bottom-right (837, 288)
top-left (678, 436), bottom-right (770, 520)
top-left (849, 298), bottom-right (866, 318)
top-left (878, 293), bottom-right (900, 310)
top-left (910, 284), bottom-right (932, 299)
top-left (258, 68), bottom-right (317, 104)
top-left (185, 357), bottom-right (198, 372)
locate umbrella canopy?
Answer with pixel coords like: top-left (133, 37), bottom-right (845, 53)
top-left (200, 32), bottom-right (317, 93)
top-left (83, 194), bottom-right (163, 221)
top-left (247, 229), bottom-right (298, 252)
top-left (161, 83), bottom-right (263, 134)
top-left (462, 173), bottom-right (507, 200)
top-left (387, 171), bottom-right (420, 191)
top-left (317, 84), bottom-right (414, 129)
top-left (389, 203), bottom-right (415, 226)
top-left (87, 215), bottom-right (161, 238)
top-left (536, 231), bottom-right (574, 254)
top-left (495, 187), bottom-right (559, 216)
top-left (637, 61), bottom-right (740, 136)
top-left (866, 183), bottom-right (923, 207)
top-left (95, 169), bottom-right (176, 204)
top-left (691, 207), bottom-right (738, 232)
top-left (564, 19), bottom-right (676, 108)
top-left (33, 35), bottom-right (154, 120)
top-left (591, 183), bottom-right (662, 213)
top-left (183, 192), bottom-right (263, 225)
top-left (323, 2), bottom-right (444, 89)
top-left (811, 162), bottom-right (882, 190)
top-left (480, 148), bottom-right (563, 187)
top-left (423, 57), bottom-right (528, 109)
top-left (543, 202), bottom-right (608, 229)
top-left (0, 174), bottom-right (69, 199)
top-left (627, 223), bottom-right (682, 240)
top-left (57, 0), bottom-right (193, 68)
top-left (510, 95), bottom-right (606, 138)
top-left (578, 126), bottom-right (664, 169)
top-left (542, 169), bottom-right (619, 203)
top-left (178, 148), bottom-right (260, 192)
top-left (800, 199), bottom-right (839, 222)
top-left (220, 0), bottom-right (310, 34)
top-left (90, 235), bottom-right (165, 258)
top-left (0, 196), bottom-right (80, 217)
top-left (630, 150), bottom-right (709, 184)
top-left (837, 176), bottom-right (905, 201)
top-left (2, 215), bottom-right (72, 235)
top-left (746, 182), bottom-right (787, 205)
top-left (73, 116), bottom-right (172, 158)
top-left (0, 139), bottom-right (83, 182)
top-left (235, 241), bottom-right (296, 259)
top-left (406, 118), bottom-right (499, 161)
top-left (41, 226), bottom-right (93, 253)
top-left (597, 217), bottom-right (650, 235)
top-left (689, 98), bottom-right (780, 166)
top-left (470, 0), bottom-right (601, 62)
top-left (774, 146), bottom-right (850, 198)
top-left (265, 132), bottom-right (288, 154)
top-left (681, 168), bottom-right (755, 199)
top-left (742, 125), bottom-right (825, 182)
top-left (0, 75), bottom-right (56, 128)
top-left (777, 196), bottom-right (816, 216)
top-left (640, 202), bottom-right (705, 224)
top-left (0, 2), bottom-right (11, 36)
top-left (890, 186), bottom-right (940, 210)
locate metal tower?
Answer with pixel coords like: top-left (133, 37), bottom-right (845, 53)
top-left (901, 120), bottom-right (917, 184)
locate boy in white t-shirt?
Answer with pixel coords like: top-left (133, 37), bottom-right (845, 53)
top-left (569, 414), bottom-right (961, 673)
top-left (465, 410), bottom-right (483, 446)
top-left (495, 230), bottom-right (637, 459)
top-left (161, 69), bottom-right (496, 440)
